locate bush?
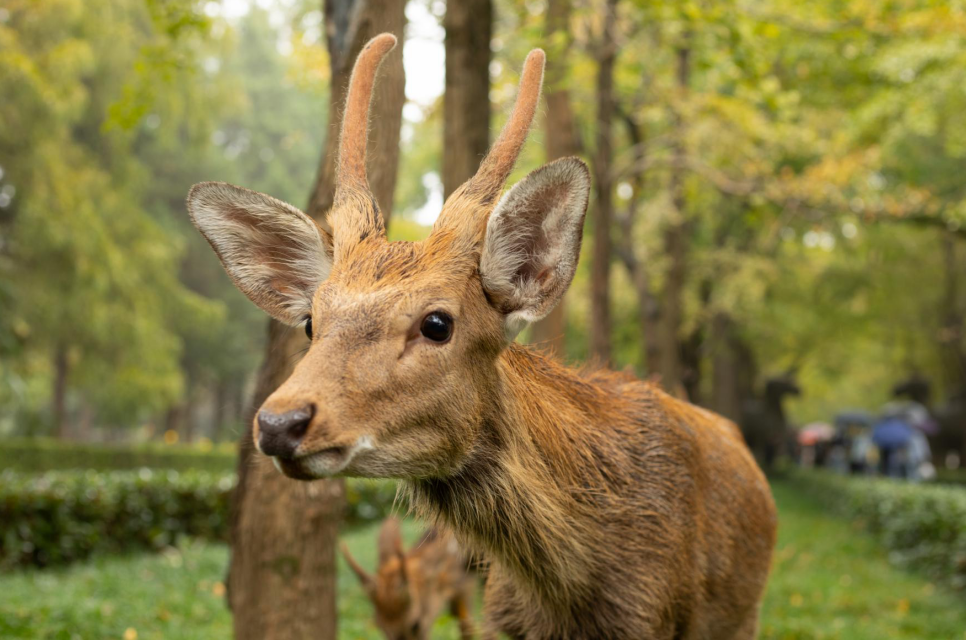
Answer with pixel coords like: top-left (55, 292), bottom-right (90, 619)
top-left (0, 469), bottom-right (234, 570)
top-left (793, 471), bottom-right (966, 590)
top-left (0, 438), bottom-right (237, 473)
top-left (0, 465), bottom-right (401, 570)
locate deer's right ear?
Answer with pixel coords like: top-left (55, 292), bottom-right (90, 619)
top-left (187, 182), bottom-right (333, 325)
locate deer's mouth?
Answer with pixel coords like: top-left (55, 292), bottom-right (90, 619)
top-left (271, 437), bottom-right (374, 480)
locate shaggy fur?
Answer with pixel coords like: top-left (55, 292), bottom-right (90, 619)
top-left (186, 34), bottom-right (778, 640)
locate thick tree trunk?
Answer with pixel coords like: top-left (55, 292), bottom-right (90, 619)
top-left (657, 38), bottom-right (691, 395)
top-left (443, 0), bottom-right (492, 199)
top-left (589, 0), bottom-right (617, 365)
top-left (529, 0), bottom-right (579, 358)
top-left (228, 2), bottom-right (406, 639)
top-left (53, 345), bottom-right (69, 439)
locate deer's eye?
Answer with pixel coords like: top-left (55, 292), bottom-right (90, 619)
top-left (304, 316), bottom-right (313, 340)
top-left (420, 311), bottom-right (453, 343)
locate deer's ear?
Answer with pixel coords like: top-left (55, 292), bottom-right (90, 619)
top-left (377, 517), bottom-right (405, 565)
top-left (480, 157), bottom-right (590, 340)
top-left (187, 182), bottom-right (333, 326)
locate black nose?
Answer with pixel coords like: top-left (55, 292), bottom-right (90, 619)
top-left (257, 405), bottom-right (313, 459)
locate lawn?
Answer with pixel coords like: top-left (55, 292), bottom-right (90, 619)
top-left (2, 481), bottom-right (964, 639)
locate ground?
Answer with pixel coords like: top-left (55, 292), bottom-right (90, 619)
top-left (1, 481), bottom-right (964, 639)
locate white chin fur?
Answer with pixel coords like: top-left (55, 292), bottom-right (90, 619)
top-left (279, 435), bottom-right (375, 478)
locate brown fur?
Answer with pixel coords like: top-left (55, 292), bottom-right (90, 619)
top-left (343, 518), bottom-right (475, 640)
top-left (186, 34), bottom-right (778, 640)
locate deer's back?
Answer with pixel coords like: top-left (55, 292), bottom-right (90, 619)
top-left (485, 379), bottom-right (777, 640)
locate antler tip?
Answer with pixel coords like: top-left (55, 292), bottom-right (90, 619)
top-left (526, 48), bottom-right (546, 65)
top-left (367, 32), bottom-right (398, 54)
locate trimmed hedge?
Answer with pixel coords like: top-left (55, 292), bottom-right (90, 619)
top-left (0, 438), bottom-right (236, 473)
top-left (794, 471), bottom-right (966, 590)
top-left (0, 469), bottom-right (234, 570)
top-left (0, 467), bottom-right (400, 571)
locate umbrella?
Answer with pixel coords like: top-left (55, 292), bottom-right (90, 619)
top-left (881, 401), bottom-right (939, 435)
top-left (798, 422), bottom-right (835, 446)
top-left (834, 410), bottom-right (873, 429)
top-left (872, 416), bottom-right (913, 449)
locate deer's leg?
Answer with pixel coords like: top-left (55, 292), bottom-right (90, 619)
top-left (450, 589), bottom-right (475, 640)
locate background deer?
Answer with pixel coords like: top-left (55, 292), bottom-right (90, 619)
top-left (342, 518), bottom-right (474, 640)
top-left (187, 33), bottom-right (777, 640)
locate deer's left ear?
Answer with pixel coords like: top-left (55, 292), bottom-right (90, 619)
top-left (480, 157), bottom-right (591, 340)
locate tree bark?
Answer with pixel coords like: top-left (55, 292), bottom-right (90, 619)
top-left (529, 0), bottom-right (580, 358)
top-left (589, 0), bottom-right (617, 365)
top-left (657, 36), bottom-right (691, 396)
top-left (53, 345), bottom-right (69, 439)
top-left (443, 0), bottom-right (492, 199)
top-left (228, 2), bottom-right (406, 639)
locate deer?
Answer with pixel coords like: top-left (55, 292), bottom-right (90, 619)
top-left (187, 33), bottom-right (777, 640)
top-left (342, 517), bottom-right (475, 640)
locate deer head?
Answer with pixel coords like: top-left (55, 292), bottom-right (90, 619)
top-left (187, 33), bottom-right (590, 480)
top-left (342, 518), bottom-right (425, 640)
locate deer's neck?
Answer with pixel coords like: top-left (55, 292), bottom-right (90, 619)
top-left (409, 345), bottom-right (639, 609)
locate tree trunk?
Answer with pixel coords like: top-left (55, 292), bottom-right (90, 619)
top-left (589, 0), bottom-right (617, 366)
top-left (710, 312), bottom-right (742, 421)
top-left (657, 37), bottom-right (691, 396)
top-left (443, 0), bottom-right (492, 199)
top-left (614, 109), bottom-right (663, 376)
top-left (939, 231), bottom-right (966, 389)
top-left (529, 0), bottom-right (580, 358)
top-left (53, 345), bottom-right (69, 439)
top-left (228, 2), bottom-right (406, 639)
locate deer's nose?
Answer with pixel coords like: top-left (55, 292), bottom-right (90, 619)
top-left (257, 405), bottom-right (313, 459)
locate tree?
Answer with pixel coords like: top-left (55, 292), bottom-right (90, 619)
top-left (588, 0), bottom-right (618, 365)
top-left (528, 0), bottom-right (581, 358)
top-left (226, 1), bottom-right (406, 638)
top-left (0, 0), bottom-right (221, 437)
top-left (442, 0), bottom-right (493, 198)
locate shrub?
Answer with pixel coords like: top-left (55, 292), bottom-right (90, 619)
top-left (793, 471), bottom-right (966, 590)
top-left (0, 469), bottom-right (234, 570)
top-left (0, 438), bottom-right (237, 473)
top-left (0, 465), bottom-right (400, 570)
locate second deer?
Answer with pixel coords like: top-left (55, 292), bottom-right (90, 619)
top-left (342, 518), bottom-right (475, 640)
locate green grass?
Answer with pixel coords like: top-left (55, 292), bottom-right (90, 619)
top-left (2, 482), bottom-right (964, 639)
top-left (0, 540), bottom-right (232, 640)
top-left (760, 481), bottom-right (966, 640)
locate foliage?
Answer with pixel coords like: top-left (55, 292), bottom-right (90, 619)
top-left (0, 469), bottom-right (234, 570)
top-left (489, 0), bottom-right (966, 422)
top-left (0, 437), bottom-right (237, 473)
top-left (791, 471), bottom-right (966, 590)
top-left (0, 463), bottom-right (400, 570)
top-left (0, 0), bottom-right (330, 437)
